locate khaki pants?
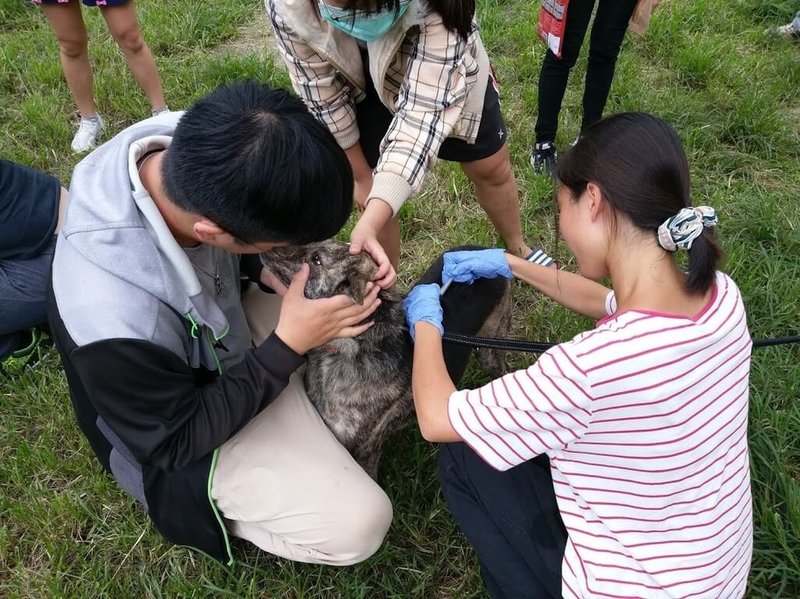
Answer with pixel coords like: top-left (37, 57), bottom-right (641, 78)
top-left (211, 288), bottom-right (393, 565)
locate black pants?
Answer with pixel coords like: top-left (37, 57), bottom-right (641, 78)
top-left (534, 0), bottom-right (638, 144)
top-left (438, 443), bottom-right (567, 599)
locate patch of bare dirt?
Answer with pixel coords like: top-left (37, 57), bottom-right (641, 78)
top-left (214, 8), bottom-right (277, 57)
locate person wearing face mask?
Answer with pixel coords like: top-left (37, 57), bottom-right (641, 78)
top-left (266, 0), bottom-right (555, 290)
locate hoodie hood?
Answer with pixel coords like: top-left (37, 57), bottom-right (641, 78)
top-left (58, 112), bottom-right (230, 343)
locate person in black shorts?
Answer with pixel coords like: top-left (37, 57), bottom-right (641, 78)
top-left (268, 0), bottom-right (555, 288)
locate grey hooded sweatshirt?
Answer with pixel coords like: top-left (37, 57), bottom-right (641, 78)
top-left (48, 113), bottom-right (305, 563)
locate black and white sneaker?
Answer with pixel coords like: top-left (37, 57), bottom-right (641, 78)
top-left (525, 247), bottom-right (555, 268)
top-left (530, 141), bottom-right (558, 178)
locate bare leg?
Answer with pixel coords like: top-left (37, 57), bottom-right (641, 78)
top-left (100, 1), bottom-right (166, 111)
top-left (377, 217), bottom-right (400, 270)
top-left (40, 0), bottom-right (96, 117)
top-left (460, 143), bottom-right (531, 259)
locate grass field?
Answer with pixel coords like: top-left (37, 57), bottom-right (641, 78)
top-left (1, 0), bottom-right (799, 596)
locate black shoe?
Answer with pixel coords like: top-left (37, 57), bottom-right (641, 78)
top-left (530, 141), bottom-right (558, 177)
top-left (0, 328), bottom-right (49, 377)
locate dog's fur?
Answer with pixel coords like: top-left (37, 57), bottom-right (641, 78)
top-left (260, 241), bottom-right (512, 479)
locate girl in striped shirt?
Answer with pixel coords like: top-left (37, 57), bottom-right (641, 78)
top-left (404, 112), bottom-right (752, 598)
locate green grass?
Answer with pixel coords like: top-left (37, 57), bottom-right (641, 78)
top-left (1, 0), bottom-right (799, 596)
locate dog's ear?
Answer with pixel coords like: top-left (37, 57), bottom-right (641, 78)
top-left (335, 266), bottom-right (370, 304)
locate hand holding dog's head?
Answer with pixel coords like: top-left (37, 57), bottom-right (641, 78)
top-left (260, 240), bottom-right (377, 304)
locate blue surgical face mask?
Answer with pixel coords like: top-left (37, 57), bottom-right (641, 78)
top-left (319, 0), bottom-right (411, 43)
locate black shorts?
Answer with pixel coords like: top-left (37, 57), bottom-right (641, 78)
top-left (356, 62), bottom-right (507, 169)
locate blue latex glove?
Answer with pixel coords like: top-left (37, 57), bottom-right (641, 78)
top-left (442, 249), bottom-right (512, 287)
top-left (403, 283), bottom-right (444, 341)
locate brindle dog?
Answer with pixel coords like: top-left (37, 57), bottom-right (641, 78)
top-left (260, 241), bottom-right (512, 479)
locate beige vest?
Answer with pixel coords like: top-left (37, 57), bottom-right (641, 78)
top-left (274, 0), bottom-right (491, 139)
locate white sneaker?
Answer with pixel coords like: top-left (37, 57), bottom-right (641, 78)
top-left (151, 106), bottom-right (170, 117)
top-left (71, 114), bottom-right (105, 153)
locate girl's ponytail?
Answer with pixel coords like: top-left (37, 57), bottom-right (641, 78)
top-left (686, 229), bottom-right (723, 294)
top-left (656, 206), bottom-right (723, 294)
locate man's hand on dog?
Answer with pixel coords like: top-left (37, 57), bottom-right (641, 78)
top-left (274, 263), bottom-right (381, 355)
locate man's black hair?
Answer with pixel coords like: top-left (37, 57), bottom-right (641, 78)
top-left (162, 81), bottom-right (354, 244)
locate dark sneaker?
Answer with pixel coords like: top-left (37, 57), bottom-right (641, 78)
top-left (530, 141), bottom-right (558, 177)
top-left (525, 247), bottom-right (555, 268)
top-left (1, 328), bottom-right (47, 377)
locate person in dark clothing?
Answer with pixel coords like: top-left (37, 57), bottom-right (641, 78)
top-left (48, 81), bottom-right (393, 565)
top-left (530, 0), bottom-right (642, 177)
top-left (1, 159), bottom-right (67, 373)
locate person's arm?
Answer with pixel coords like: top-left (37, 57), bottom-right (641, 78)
top-left (72, 332), bottom-right (306, 472)
top-left (442, 249), bottom-right (613, 319)
top-left (69, 265), bottom-right (380, 472)
top-left (446, 344), bottom-right (593, 470)
top-left (411, 322), bottom-right (460, 442)
top-left (405, 284), bottom-right (594, 459)
top-left (55, 186), bottom-right (68, 234)
top-left (506, 254), bottom-right (611, 320)
top-left (367, 11), bottom-right (473, 216)
top-left (266, 0), bottom-right (360, 150)
top-left (402, 283), bottom-right (460, 440)
top-left (348, 197), bottom-right (396, 287)
top-left (344, 143), bottom-right (398, 287)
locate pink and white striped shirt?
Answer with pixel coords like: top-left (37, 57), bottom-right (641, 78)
top-left (449, 271), bottom-right (753, 598)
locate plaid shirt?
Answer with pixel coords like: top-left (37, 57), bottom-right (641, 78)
top-left (267, 0), bottom-right (488, 215)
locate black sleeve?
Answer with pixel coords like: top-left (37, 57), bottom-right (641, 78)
top-left (71, 333), bottom-right (306, 472)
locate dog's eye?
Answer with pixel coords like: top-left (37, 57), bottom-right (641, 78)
top-left (310, 252), bottom-right (322, 266)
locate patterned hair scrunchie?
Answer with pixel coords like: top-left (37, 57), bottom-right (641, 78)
top-left (657, 206), bottom-right (718, 251)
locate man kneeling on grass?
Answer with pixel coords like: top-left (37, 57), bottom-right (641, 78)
top-left (48, 81), bottom-right (394, 564)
